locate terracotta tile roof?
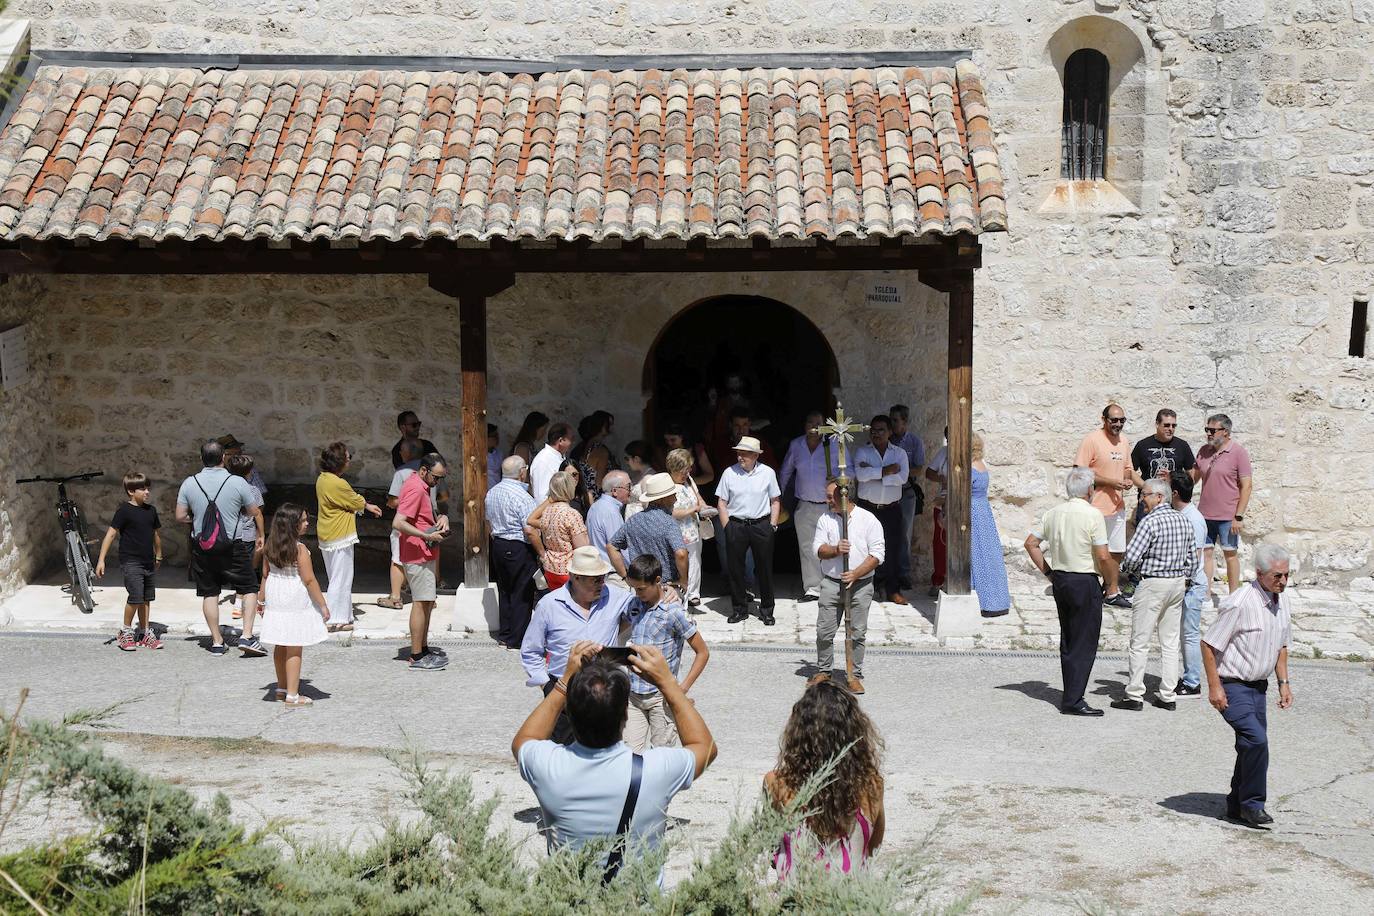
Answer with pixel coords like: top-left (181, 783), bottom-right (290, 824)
top-left (0, 62), bottom-right (1006, 243)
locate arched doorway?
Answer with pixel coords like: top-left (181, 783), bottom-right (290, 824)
top-left (642, 295), bottom-right (841, 458)
top-left (642, 295), bottom-right (841, 576)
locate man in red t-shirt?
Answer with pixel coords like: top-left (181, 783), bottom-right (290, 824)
top-left (392, 454), bottom-right (451, 670)
top-left (1193, 413), bottom-right (1253, 595)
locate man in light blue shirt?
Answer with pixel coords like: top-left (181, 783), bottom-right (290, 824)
top-left (521, 547), bottom-right (633, 743)
top-left (587, 470), bottom-right (630, 565)
top-left (853, 415), bottom-right (910, 603)
top-left (716, 437), bottom-right (782, 625)
top-left (512, 639), bottom-right (717, 880)
top-left (1171, 470), bottom-right (1210, 695)
top-left (779, 411), bottom-right (834, 602)
top-left (486, 455), bottom-right (540, 649)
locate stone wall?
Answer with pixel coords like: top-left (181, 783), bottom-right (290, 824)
top-left (0, 274), bottom-right (56, 597)
top-left (15, 271), bottom-right (945, 575)
top-left (1, 0), bottom-right (1372, 589)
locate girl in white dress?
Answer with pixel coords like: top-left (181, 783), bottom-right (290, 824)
top-left (257, 504), bottom-right (330, 708)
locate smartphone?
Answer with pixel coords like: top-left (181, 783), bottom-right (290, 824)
top-left (597, 646), bottom-right (633, 665)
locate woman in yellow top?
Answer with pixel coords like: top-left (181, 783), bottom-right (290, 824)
top-left (315, 442), bottom-right (382, 632)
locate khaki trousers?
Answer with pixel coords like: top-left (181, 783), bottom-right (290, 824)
top-left (625, 691), bottom-right (679, 752)
top-left (793, 500), bottom-right (827, 597)
top-left (1125, 576), bottom-right (1185, 703)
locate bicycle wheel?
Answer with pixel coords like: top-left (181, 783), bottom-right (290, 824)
top-left (65, 529), bottom-right (95, 613)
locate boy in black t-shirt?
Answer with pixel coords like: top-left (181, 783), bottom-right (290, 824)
top-left (95, 472), bottom-right (163, 651)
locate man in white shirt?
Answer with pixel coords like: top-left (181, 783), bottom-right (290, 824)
top-left (1201, 543), bottom-right (1295, 829)
top-left (716, 436), bottom-right (782, 626)
top-left (530, 421), bottom-right (574, 504)
top-left (779, 411), bottom-right (833, 602)
top-left (853, 415), bottom-right (909, 605)
top-left (811, 479), bottom-right (884, 694)
top-left (512, 640), bottom-right (717, 880)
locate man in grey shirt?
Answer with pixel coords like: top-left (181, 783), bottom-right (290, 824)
top-left (176, 440), bottom-right (262, 656)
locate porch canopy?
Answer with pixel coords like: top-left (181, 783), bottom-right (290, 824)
top-left (0, 52), bottom-right (1007, 594)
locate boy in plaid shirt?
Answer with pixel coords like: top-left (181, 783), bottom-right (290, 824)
top-left (622, 554), bottom-right (710, 752)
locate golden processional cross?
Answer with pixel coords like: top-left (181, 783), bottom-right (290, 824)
top-left (811, 402), bottom-right (869, 685)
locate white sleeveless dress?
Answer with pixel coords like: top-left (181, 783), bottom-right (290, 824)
top-left (259, 562), bottom-right (328, 647)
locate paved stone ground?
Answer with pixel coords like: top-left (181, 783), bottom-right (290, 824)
top-left (1, 634), bottom-right (1371, 914)
top-left (4, 566), bottom-right (1371, 661)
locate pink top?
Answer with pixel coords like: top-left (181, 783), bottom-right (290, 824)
top-left (774, 809), bottom-right (874, 879)
top-left (540, 503), bottom-right (587, 575)
top-left (1196, 440), bottom-right (1253, 521)
top-left (395, 474), bottom-right (436, 565)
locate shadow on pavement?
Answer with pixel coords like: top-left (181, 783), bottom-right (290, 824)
top-left (1158, 792), bottom-right (1229, 819)
top-left (994, 680), bottom-right (1062, 707)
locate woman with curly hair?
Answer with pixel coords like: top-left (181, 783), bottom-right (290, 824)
top-left (764, 680), bottom-right (886, 876)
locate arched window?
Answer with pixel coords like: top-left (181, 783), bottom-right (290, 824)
top-left (1061, 48), bottom-right (1109, 181)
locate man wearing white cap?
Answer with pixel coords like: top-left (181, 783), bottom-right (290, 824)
top-left (716, 436), bottom-right (782, 625)
top-left (607, 472), bottom-right (690, 590)
top-left (520, 545), bottom-right (634, 744)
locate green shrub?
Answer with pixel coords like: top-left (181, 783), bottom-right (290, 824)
top-left (0, 694), bottom-right (971, 914)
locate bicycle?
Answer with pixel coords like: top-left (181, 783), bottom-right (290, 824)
top-left (15, 471), bottom-right (104, 614)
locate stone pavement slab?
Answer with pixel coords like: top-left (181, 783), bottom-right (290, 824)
top-left (3, 567), bottom-right (1370, 661)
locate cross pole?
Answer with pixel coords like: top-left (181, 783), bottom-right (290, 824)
top-left (812, 403), bottom-right (869, 685)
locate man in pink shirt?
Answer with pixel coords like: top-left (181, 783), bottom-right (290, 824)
top-left (1194, 413), bottom-right (1253, 595)
top-left (392, 453), bottom-right (451, 670)
top-left (1074, 404), bottom-right (1145, 608)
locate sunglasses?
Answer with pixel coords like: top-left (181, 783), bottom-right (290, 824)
top-left (1160, 423), bottom-right (1177, 429)
top-left (1108, 418), bottom-right (1126, 424)
top-left (1205, 427), bottom-right (1225, 434)
top-left (571, 574), bottom-right (607, 583)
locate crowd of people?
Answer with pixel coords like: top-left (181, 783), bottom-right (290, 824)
top-left (88, 394), bottom-right (1291, 865)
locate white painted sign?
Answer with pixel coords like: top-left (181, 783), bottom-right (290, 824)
top-left (864, 274), bottom-right (905, 309)
top-left (0, 324), bottom-right (29, 391)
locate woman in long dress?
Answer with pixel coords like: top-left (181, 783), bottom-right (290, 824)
top-left (258, 504), bottom-right (330, 708)
top-left (969, 434), bottom-right (1011, 617)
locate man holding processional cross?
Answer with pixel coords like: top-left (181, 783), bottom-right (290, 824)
top-left (809, 406), bottom-right (885, 694)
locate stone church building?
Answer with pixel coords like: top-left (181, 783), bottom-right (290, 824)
top-left (0, 1), bottom-right (1370, 606)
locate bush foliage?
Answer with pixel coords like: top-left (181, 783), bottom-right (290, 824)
top-left (0, 693), bottom-right (968, 914)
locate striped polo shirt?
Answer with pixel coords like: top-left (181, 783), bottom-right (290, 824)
top-left (1202, 581), bottom-right (1292, 682)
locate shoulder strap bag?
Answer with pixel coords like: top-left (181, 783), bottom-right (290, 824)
top-left (602, 752), bottom-right (643, 884)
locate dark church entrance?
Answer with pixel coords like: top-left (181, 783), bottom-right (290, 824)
top-left (643, 295), bottom-right (841, 576)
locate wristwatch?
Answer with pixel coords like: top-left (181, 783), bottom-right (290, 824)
top-left (1234, 515), bottom-right (1244, 521)
top-left (1277, 678), bottom-right (1289, 685)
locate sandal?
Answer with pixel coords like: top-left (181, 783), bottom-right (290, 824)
top-left (377, 596), bottom-right (404, 609)
top-left (275, 688), bottom-right (287, 701)
top-left (231, 609), bottom-right (243, 620)
top-left (328, 623), bottom-right (355, 632)
top-left (283, 695), bottom-right (313, 708)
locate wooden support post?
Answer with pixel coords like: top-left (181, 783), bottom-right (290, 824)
top-left (458, 289), bottom-right (489, 589)
top-left (944, 269), bottom-right (975, 595)
top-left (431, 271), bottom-right (513, 591)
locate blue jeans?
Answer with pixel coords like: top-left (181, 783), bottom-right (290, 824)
top-left (1180, 579), bottom-right (1208, 687)
top-left (1221, 679), bottom-right (1269, 813)
top-left (897, 486), bottom-right (917, 588)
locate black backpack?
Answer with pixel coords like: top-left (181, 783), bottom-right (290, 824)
top-left (192, 474), bottom-right (233, 555)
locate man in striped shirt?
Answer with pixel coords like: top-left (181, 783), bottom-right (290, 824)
top-left (1111, 478), bottom-right (1196, 712)
top-left (1202, 543), bottom-right (1294, 829)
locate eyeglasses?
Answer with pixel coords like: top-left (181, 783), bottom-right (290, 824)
top-left (1205, 427), bottom-right (1225, 434)
top-left (571, 574), bottom-right (607, 583)
top-left (1261, 571), bottom-right (1291, 580)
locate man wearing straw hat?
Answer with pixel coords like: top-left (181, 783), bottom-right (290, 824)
top-left (716, 436), bottom-right (782, 626)
top-left (607, 472), bottom-right (690, 592)
top-left (520, 545), bottom-right (634, 744)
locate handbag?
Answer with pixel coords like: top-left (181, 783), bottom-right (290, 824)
top-left (691, 479), bottom-right (715, 540)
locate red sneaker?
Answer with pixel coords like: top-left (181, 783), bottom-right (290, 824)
top-left (116, 628), bottom-right (137, 651)
top-left (137, 630), bottom-right (163, 650)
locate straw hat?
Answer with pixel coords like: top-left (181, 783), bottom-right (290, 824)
top-left (638, 472), bottom-right (678, 503)
top-left (567, 545), bottom-right (613, 577)
top-left (733, 436), bottom-right (763, 454)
